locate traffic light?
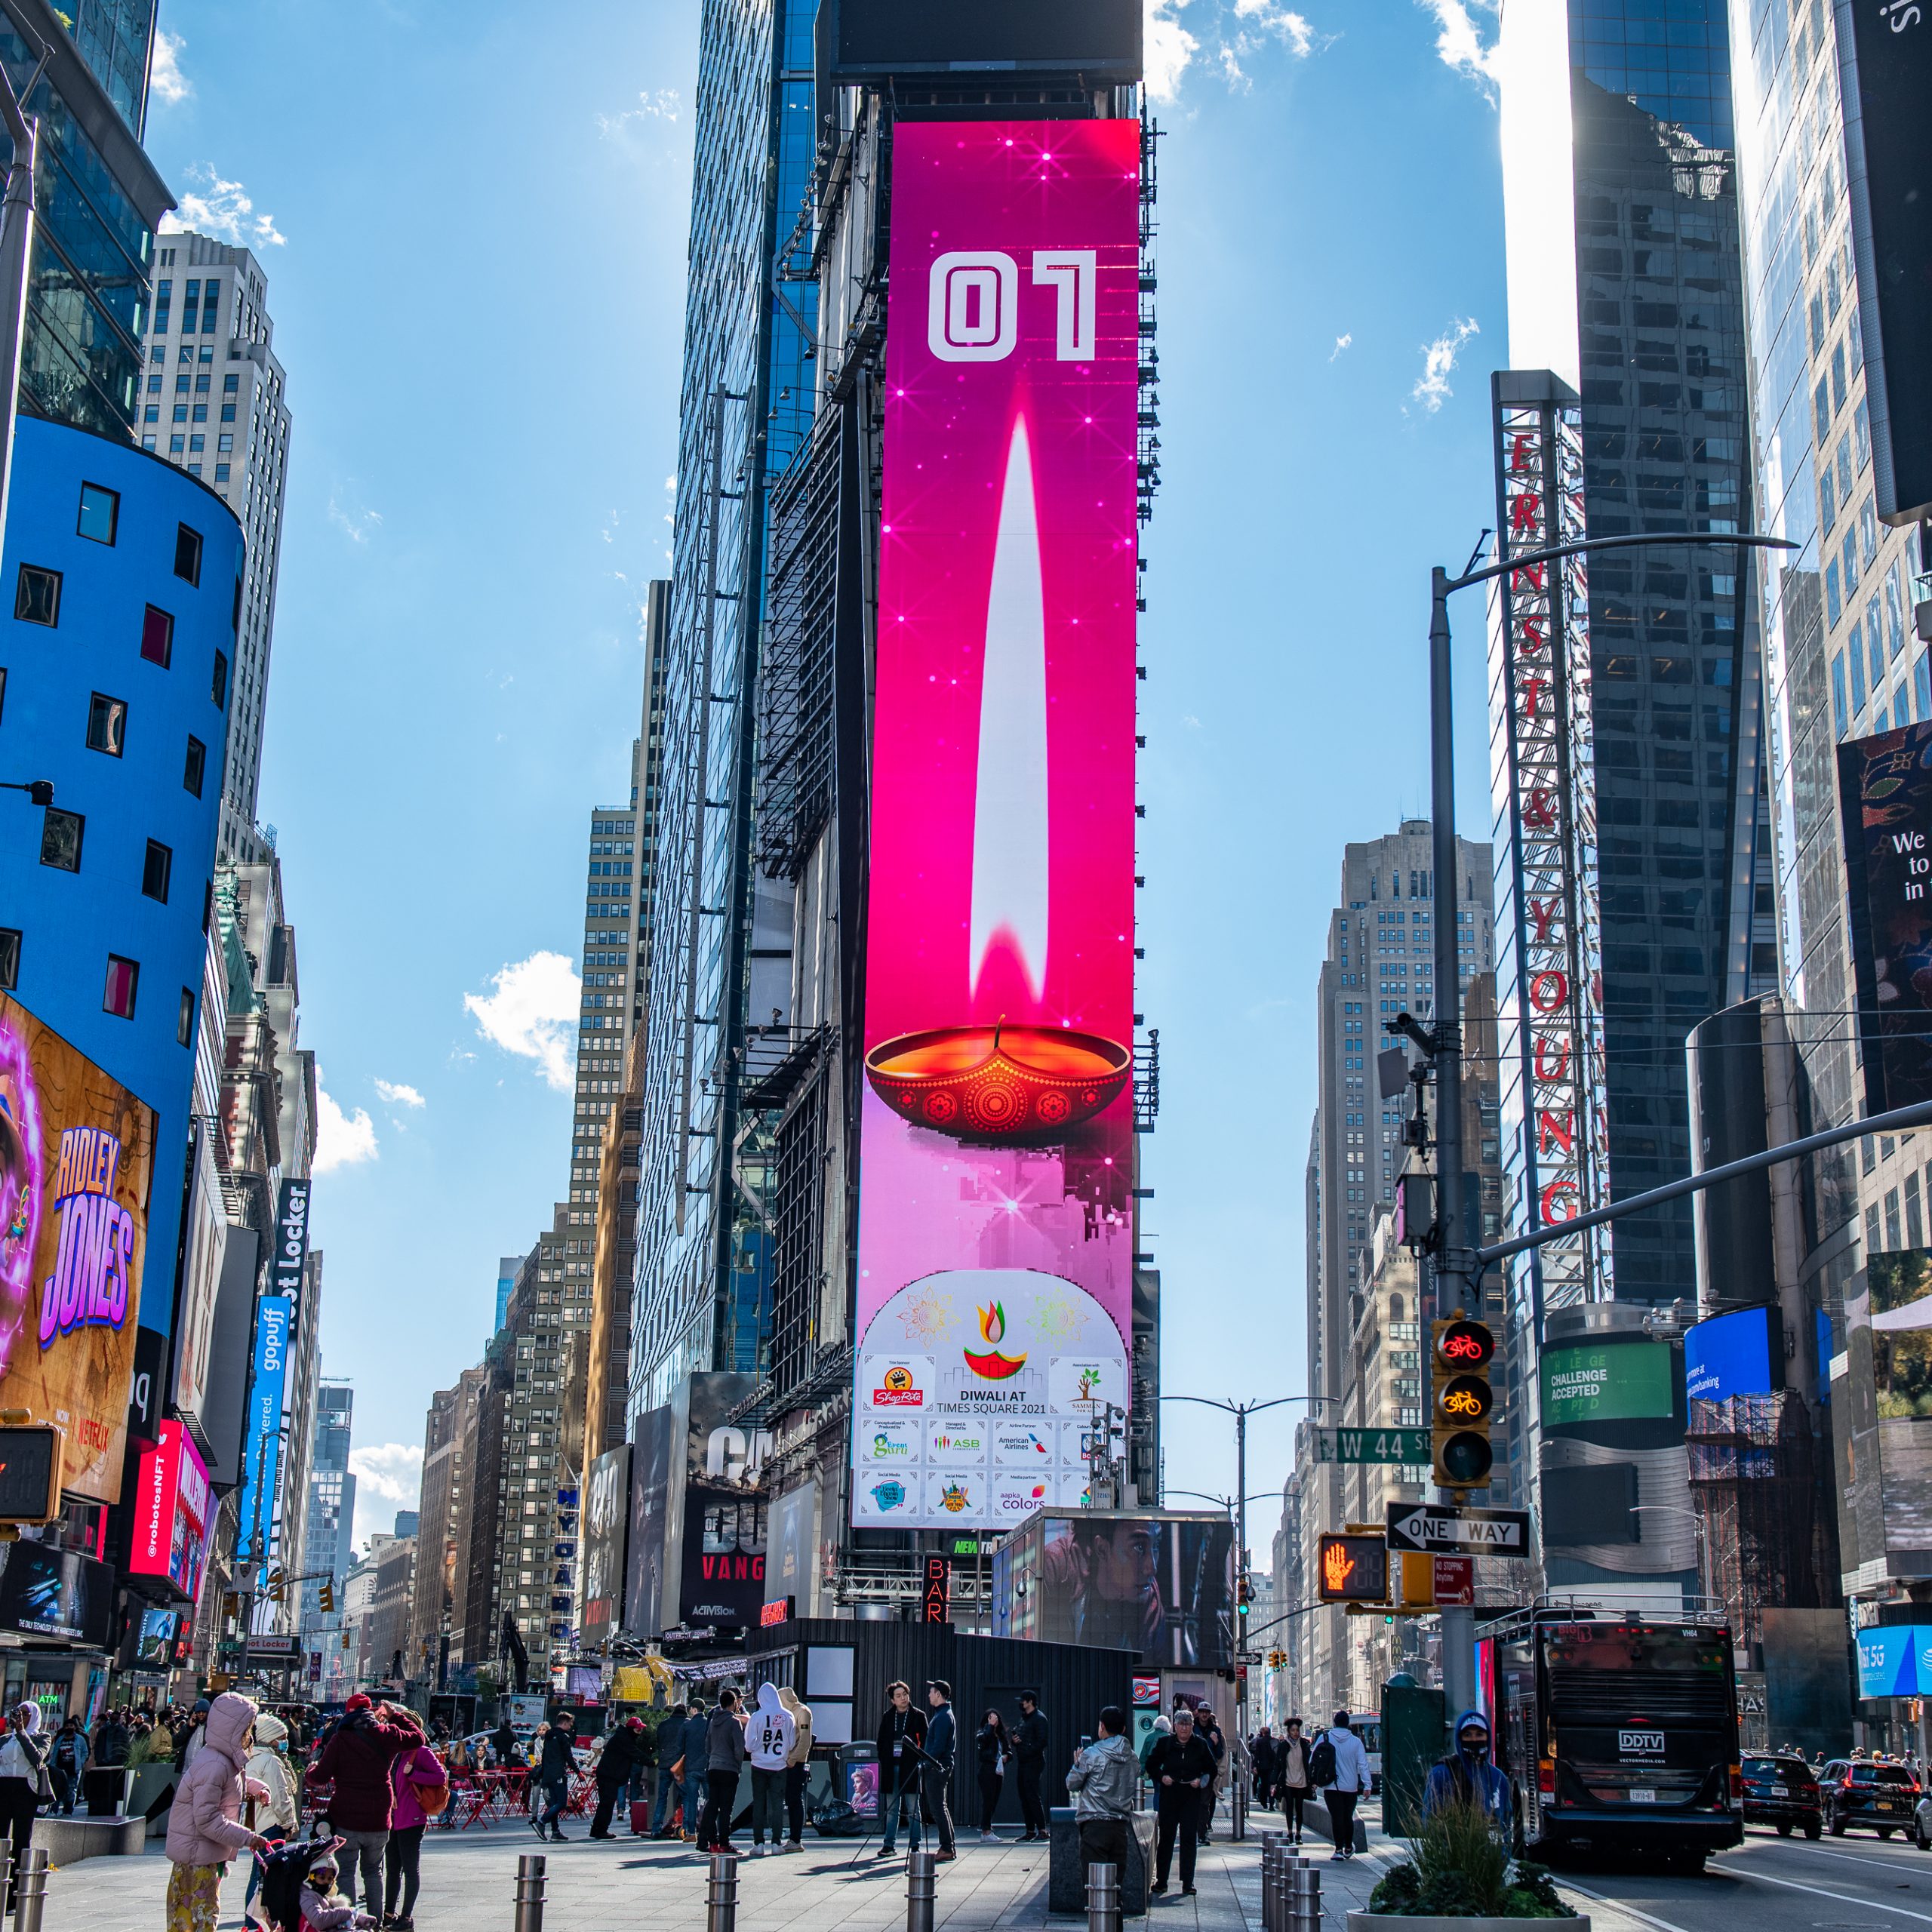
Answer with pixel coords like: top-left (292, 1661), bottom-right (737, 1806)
top-left (0, 1423), bottom-right (62, 1524)
top-left (1315, 1534), bottom-right (1388, 1603)
top-left (1235, 1574), bottom-right (1254, 1617)
top-left (265, 1568), bottom-right (285, 1604)
top-left (318, 1579), bottom-right (336, 1616)
top-left (1432, 1314), bottom-right (1496, 1490)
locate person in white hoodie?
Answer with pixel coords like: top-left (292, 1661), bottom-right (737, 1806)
top-left (241, 1713), bottom-right (298, 1927)
top-left (745, 1683), bottom-right (795, 1857)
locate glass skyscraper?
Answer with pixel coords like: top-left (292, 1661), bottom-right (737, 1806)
top-left (629, 0), bottom-right (817, 1411)
top-left (1501, 0), bottom-right (1777, 1309)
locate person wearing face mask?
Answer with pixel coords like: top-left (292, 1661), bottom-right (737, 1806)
top-left (163, 1691), bottom-right (274, 1932)
top-left (242, 1713), bottom-right (298, 1928)
top-left (1423, 1712), bottom-right (1515, 1837)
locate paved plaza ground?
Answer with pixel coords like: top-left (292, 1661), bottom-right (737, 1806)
top-left (34, 1808), bottom-right (1618, 1932)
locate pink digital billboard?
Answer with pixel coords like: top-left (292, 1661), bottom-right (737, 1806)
top-left (852, 120), bottom-right (1140, 1531)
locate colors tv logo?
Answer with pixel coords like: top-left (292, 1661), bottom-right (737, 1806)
top-left (41, 1125), bottom-right (133, 1350)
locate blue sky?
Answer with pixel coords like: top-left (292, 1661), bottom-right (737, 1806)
top-left (141, 0), bottom-right (1508, 1549)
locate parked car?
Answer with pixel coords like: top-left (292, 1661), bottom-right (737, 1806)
top-left (1741, 1754), bottom-right (1823, 1839)
top-left (1821, 1759), bottom-right (1921, 1838)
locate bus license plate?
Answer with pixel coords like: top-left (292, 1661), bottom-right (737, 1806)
top-left (1877, 1801), bottom-right (1895, 1811)
top-left (1629, 1789), bottom-right (1657, 1803)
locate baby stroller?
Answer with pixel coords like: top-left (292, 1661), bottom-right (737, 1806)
top-left (257, 1835), bottom-right (344, 1932)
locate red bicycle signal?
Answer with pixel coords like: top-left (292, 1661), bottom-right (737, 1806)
top-left (1437, 1319), bottom-right (1494, 1369)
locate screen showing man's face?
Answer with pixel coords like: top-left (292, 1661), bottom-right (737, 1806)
top-left (1089, 1523), bottom-right (1157, 1599)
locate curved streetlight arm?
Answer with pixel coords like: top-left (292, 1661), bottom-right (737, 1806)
top-left (1444, 528), bottom-right (1799, 598)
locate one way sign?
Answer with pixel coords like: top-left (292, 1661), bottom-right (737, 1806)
top-left (1386, 1502), bottom-right (1531, 1558)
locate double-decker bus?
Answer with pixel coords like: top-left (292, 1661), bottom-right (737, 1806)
top-left (1478, 1611), bottom-right (1743, 1872)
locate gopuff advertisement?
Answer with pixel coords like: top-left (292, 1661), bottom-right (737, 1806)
top-left (0, 995), bottom-right (155, 1503)
top-left (851, 120), bottom-right (1140, 1530)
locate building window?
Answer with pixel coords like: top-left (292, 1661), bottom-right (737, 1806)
top-left (141, 437), bottom-right (155, 452)
top-left (14, 565), bottom-right (60, 626)
top-left (188, 435), bottom-right (205, 454)
top-left (174, 525), bottom-right (202, 586)
top-left (214, 464), bottom-right (230, 483)
top-left (1820, 460), bottom-right (1836, 531)
top-left (220, 405), bottom-right (235, 423)
top-left (168, 435), bottom-right (185, 455)
top-left (102, 955), bottom-right (138, 1020)
top-left (76, 483), bottom-right (118, 546)
top-left (140, 605), bottom-right (174, 668)
top-left (143, 405), bottom-right (158, 424)
top-left (39, 808), bottom-right (83, 872)
top-left (1828, 559), bottom-right (1843, 628)
top-left (0, 929), bottom-right (16, 990)
top-left (171, 405), bottom-right (187, 424)
top-left (86, 692), bottom-right (128, 756)
top-left (217, 435), bottom-right (233, 454)
top-left (177, 987), bottom-right (195, 1047)
top-left (183, 734), bottom-right (205, 797)
top-left (222, 374), bottom-right (238, 393)
top-left (211, 651), bottom-right (228, 709)
top-left (1815, 376), bottom-right (1831, 442)
top-left (142, 839), bottom-right (171, 903)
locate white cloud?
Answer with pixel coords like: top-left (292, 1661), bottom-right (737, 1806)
top-left (348, 1443), bottom-right (423, 1550)
top-left (597, 87), bottom-right (681, 139)
top-left (1145, 0), bottom-right (1201, 102)
top-left (464, 951), bottom-right (581, 1092)
top-left (1331, 332), bottom-right (1353, 360)
top-left (1233, 0), bottom-right (1318, 55)
top-left (1411, 316), bottom-right (1480, 414)
top-left (160, 165), bottom-right (285, 249)
top-left (374, 1079), bottom-right (425, 1109)
top-left (313, 1075), bottom-right (378, 1174)
top-left (328, 495), bottom-right (383, 545)
top-left (149, 29), bottom-right (190, 106)
top-left (1417, 0), bottom-right (1500, 87)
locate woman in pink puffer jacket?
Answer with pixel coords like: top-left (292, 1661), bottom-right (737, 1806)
top-left (164, 1690), bottom-right (272, 1932)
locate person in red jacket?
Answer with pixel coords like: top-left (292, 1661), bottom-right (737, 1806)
top-left (313, 1696), bottom-right (423, 1914)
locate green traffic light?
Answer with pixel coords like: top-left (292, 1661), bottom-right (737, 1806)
top-left (1438, 1430), bottom-right (1494, 1484)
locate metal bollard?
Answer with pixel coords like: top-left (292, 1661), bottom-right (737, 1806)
top-left (708, 1850), bottom-right (740, 1932)
top-left (1288, 1860), bottom-right (1322, 1932)
top-left (1262, 1840), bottom-right (1284, 1932)
top-left (1088, 1860), bottom-right (1122, 1932)
top-left (906, 1847), bottom-right (937, 1932)
top-left (11, 1847), bottom-right (45, 1932)
top-left (513, 1852), bottom-right (546, 1932)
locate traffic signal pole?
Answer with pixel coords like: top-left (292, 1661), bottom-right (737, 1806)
top-left (1417, 527), bottom-right (1796, 1718)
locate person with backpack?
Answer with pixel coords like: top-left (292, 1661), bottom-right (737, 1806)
top-left (312, 1696), bottom-right (425, 1910)
top-left (383, 1727), bottom-right (448, 1927)
top-left (1313, 1710), bottom-right (1371, 1861)
top-left (745, 1684), bottom-right (796, 1855)
top-left (1277, 1718), bottom-right (1312, 1845)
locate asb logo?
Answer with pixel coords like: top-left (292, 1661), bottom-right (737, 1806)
top-left (872, 1365), bottom-right (923, 1407)
top-left (869, 1481), bottom-right (909, 1513)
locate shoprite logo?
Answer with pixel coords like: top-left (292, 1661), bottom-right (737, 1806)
top-left (873, 1365), bottom-right (923, 1407)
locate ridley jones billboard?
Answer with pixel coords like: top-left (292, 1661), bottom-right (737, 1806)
top-left (851, 120), bottom-right (1140, 1531)
top-left (0, 995), bottom-right (155, 1503)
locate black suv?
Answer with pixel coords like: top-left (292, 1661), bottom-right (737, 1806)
top-left (1822, 1759), bottom-right (1922, 1838)
top-left (1741, 1754), bottom-right (1823, 1839)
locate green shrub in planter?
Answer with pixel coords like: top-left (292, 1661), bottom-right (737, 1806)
top-left (1366, 1801), bottom-right (1577, 1919)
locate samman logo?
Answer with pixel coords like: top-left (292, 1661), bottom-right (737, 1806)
top-left (873, 1365), bottom-right (923, 1407)
top-left (939, 1481), bottom-right (972, 1514)
top-left (869, 1481), bottom-right (909, 1512)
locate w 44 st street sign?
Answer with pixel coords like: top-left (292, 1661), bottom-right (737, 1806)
top-left (1316, 1427), bottom-right (1430, 1465)
top-left (1386, 1501), bottom-right (1531, 1558)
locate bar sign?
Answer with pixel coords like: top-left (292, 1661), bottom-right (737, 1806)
top-left (922, 1555), bottom-right (952, 1624)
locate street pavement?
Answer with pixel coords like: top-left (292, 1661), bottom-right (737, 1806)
top-left (17, 1810), bottom-right (1450, 1931)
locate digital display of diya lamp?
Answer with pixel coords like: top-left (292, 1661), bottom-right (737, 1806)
top-left (864, 1018), bottom-right (1129, 1142)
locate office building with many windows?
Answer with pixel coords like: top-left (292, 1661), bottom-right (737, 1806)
top-left (142, 231), bottom-right (292, 860)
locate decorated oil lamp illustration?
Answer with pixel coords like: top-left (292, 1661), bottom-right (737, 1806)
top-left (863, 415), bottom-right (1130, 1143)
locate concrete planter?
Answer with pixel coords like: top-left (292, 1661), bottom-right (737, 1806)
top-left (1348, 1915), bottom-right (1588, 1932)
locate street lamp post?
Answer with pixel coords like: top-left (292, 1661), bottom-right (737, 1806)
top-left (1418, 525), bottom-right (1797, 1718)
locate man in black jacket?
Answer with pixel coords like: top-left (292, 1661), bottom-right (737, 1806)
top-left (874, 1681), bottom-right (928, 1859)
top-left (535, 1712), bottom-right (580, 1842)
top-left (1145, 1708), bottom-right (1217, 1897)
top-left (1014, 1692), bottom-right (1049, 1842)
top-left (924, 1682), bottom-right (958, 1862)
top-left (589, 1717), bottom-right (638, 1839)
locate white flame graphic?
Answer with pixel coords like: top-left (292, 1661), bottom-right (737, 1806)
top-left (969, 417), bottom-right (1049, 1001)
